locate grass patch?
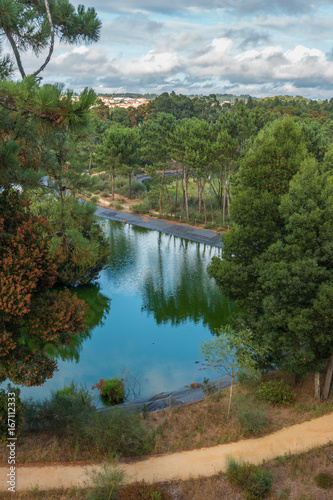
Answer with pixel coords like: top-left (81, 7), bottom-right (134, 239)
top-left (234, 394), bottom-right (268, 436)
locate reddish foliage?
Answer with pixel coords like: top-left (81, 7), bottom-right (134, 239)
top-left (0, 190), bottom-right (88, 386)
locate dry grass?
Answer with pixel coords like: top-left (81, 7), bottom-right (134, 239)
top-left (0, 371), bottom-right (332, 465)
top-left (161, 442), bottom-right (333, 499)
top-left (150, 371), bottom-right (333, 455)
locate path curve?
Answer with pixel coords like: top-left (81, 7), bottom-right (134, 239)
top-left (1, 412), bottom-right (332, 492)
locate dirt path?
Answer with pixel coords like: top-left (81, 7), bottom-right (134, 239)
top-left (1, 412), bottom-right (332, 492)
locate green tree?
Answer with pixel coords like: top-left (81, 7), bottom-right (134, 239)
top-left (141, 112), bottom-right (176, 212)
top-left (209, 120), bottom-right (333, 398)
top-left (209, 117), bottom-right (307, 308)
top-left (0, 0), bottom-right (101, 78)
top-left (200, 327), bottom-right (268, 417)
top-left (95, 124), bottom-right (141, 200)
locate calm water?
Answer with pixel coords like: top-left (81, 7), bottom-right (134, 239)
top-left (14, 220), bottom-right (234, 402)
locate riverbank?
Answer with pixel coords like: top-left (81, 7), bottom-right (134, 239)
top-left (94, 203), bottom-right (224, 247)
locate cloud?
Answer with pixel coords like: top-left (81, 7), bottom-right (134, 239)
top-left (72, 0), bottom-right (319, 16)
top-left (37, 36), bottom-right (333, 100)
top-left (101, 15), bottom-right (164, 47)
top-left (223, 28), bottom-right (271, 50)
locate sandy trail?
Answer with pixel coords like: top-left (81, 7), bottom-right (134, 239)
top-left (0, 412), bottom-right (332, 492)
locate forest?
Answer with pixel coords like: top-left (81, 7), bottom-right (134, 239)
top-left (1, 0), bottom-right (333, 404)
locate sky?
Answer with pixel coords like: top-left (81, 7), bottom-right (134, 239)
top-left (14, 0), bottom-right (333, 99)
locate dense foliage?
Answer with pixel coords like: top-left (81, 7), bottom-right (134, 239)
top-left (0, 0), bottom-right (103, 385)
top-left (208, 118), bottom-right (333, 397)
top-left (0, 190), bottom-right (88, 386)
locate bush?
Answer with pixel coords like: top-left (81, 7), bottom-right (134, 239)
top-left (314, 472), bottom-right (333, 489)
top-left (37, 382), bottom-right (94, 435)
top-left (86, 463), bottom-right (124, 500)
top-left (0, 384), bottom-right (24, 443)
top-left (226, 457), bottom-right (273, 499)
top-left (255, 380), bottom-right (296, 406)
top-left (235, 395), bottom-right (268, 436)
top-left (117, 480), bottom-right (172, 500)
top-left (84, 409), bottom-right (155, 457)
top-left (92, 378), bottom-right (125, 406)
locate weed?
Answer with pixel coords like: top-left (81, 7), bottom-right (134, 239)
top-left (200, 377), bottom-right (217, 396)
top-left (235, 395), bottom-right (268, 436)
top-left (85, 463), bottom-right (124, 500)
top-left (313, 472), bottom-right (333, 489)
top-left (278, 487), bottom-right (291, 499)
top-left (225, 456), bottom-right (273, 499)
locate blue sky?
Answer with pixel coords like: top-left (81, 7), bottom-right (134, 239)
top-left (18, 1), bottom-right (333, 99)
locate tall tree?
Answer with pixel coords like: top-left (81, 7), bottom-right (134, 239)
top-left (141, 112), bottom-right (176, 212)
top-left (208, 118), bottom-right (333, 398)
top-left (95, 124), bottom-right (140, 200)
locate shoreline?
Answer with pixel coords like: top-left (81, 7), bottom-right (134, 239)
top-left (94, 203), bottom-right (224, 248)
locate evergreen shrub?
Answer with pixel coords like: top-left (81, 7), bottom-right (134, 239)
top-left (255, 380), bottom-right (296, 406)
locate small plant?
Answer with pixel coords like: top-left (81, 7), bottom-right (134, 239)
top-left (226, 457), bottom-right (273, 499)
top-left (117, 480), bottom-right (172, 500)
top-left (86, 463), bottom-right (125, 500)
top-left (92, 377), bottom-right (125, 406)
top-left (200, 377), bottom-right (217, 395)
top-left (255, 380), bottom-right (296, 406)
top-left (314, 472), bottom-right (333, 489)
top-left (235, 395), bottom-right (268, 436)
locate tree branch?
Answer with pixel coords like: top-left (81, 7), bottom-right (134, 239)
top-left (31, 0), bottom-right (55, 77)
top-left (3, 28), bottom-right (26, 78)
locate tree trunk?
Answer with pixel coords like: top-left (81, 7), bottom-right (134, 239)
top-left (159, 170), bottom-right (165, 212)
top-left (181, 165), bottom-right (185, 211)
top-left (184, 169), bottom-right (189, 222)
top-left (223, 183), bottom-right (226, 225)
top-left (227, 376), bottom-right (235, 418)
top-left (211, 200), bottom-right (214, 223)
top-left (175, 166), bottom-right (178, 213)
top-left (88, 152), bottom-right (92, 174)
top-left (111, 171), bottom-right (115, 201)
top-left (314, 372), bottom-right (321, 400)
top-left (128, 171), bottom-right (132, 200)
top-left (322, 353), bottom-right (333, 399)
top-left (203, 199), bottom-right (207, 224)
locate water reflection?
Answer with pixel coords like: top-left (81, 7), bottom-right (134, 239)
top-left (11, 220), bottom-right (233, 401)
top-left (103, 220), bottom-right (233, 333)
top-left (42, 285), bottom-right (111, 364)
